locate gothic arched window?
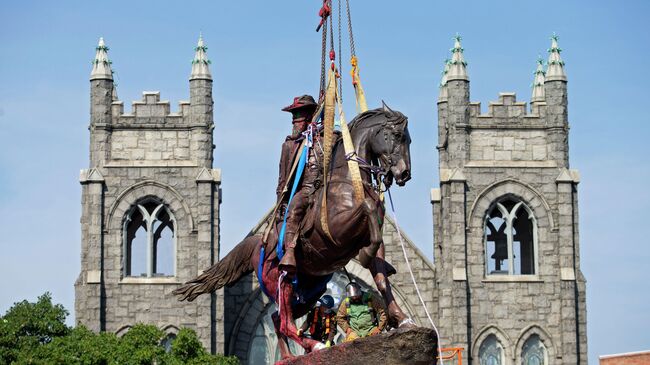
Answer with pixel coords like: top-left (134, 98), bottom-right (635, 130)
top-left (479, 334), bottom-right (504, 365)
top-left (484, 197), bottom-right (537, 276)
top-left (521, 335), bottom-right (547, 365)
top-left (123, 198), bottom-right (176, 277)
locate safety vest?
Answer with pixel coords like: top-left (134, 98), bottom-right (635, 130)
top-left (309, 310), bottom-right (333, 340)
top-left (344, 293), bottom-right (377, 325)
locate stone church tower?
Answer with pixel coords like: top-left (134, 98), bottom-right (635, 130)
top-left (75, 36), bottom-right (224, 352)
top-left (431, 35), bottom-right (587, 364)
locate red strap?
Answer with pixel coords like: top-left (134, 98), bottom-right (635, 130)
top-left (316, 0), bottom-right (331, 32)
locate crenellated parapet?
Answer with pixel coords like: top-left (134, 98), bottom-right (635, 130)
top-left (437, 35), bottom-right (568, 168)
top-left (88, 36), bottom-right (214, 168)
top-left (110, 92), bottom-right (195, 125)
top-left (469, 93), bottom-right (546, 123)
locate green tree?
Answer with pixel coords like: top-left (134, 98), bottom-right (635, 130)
top-left (0, 293), bottom-right (69, 364)
top-left (0, 294), bottom-right (239, 365)
top-left (168, 328), bottom-right (238, 365)
top-left (113, 324), bottom-right (166, 365)
top-left (26, 326), bottom-right (119, 365)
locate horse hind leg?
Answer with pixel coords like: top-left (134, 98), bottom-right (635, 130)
top-left (277, 277), bottom-right (325, 353)
top-left (271, 311), bottom-right (295, 360)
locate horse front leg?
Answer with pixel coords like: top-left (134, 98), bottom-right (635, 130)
top-left (357, 198), bottom-right (415, 329)
top-left (369, 249), bottom-right (415, 329)
top-left (277, 276), bottom-right (325, 354)
top-left (357, 197), bottom-right (383, 268)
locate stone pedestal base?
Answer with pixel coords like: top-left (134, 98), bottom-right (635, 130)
top-left (277, 327), bottom-right (438, 365)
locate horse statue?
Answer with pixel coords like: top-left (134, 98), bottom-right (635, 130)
top-left (173, 103), bottom-right (413, 359)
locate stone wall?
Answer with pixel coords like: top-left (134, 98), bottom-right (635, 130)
top-left (433, 78), bottom-right (587, 364)
top-left (76, 75), bottom-right (225, 353)
top-left (109, 130), bottom-right (192, 162)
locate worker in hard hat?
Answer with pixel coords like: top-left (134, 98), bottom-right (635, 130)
top-left (297, 294), bottom-right (338, 348)
top-left (336, 282), bottom-right (387, 342)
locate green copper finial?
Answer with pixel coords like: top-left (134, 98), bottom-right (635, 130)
top-left (453, 33), bottom-right (462, 42)
top-left (550, 32), bottom-right (559, 42)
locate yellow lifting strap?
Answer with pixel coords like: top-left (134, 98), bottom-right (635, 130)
top-left (351, 55), bottom-right (386, 201)
top-left (351, 56), bottom-right (368, 114)
top-left (320, 65), bottom-right (365, 240)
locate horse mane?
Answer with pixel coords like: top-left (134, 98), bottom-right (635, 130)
top-left (347, 107), bottom-right (407, 131)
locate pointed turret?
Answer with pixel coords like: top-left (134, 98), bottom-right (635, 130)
top-left (190, 34), bottom-right (212, 80)
top-left (546, 33), bottom-right (566, 81)
top-left (189, 34), bottom-right (214, 167)
top-left (111, 85), bottom-right (118, 101)
top-left (438, 59), bottom-right (451, 102)
top-left (531, 56), bottom-right (546, 103)
top-left (90, 37), bottom-right (113, 80)
top-left (89, 37), bottom-right (114, 167)
top-left (447, 34), bottom-right (468, 81)
top-left (441, 34), bottom-right (470, 168)
top-left (544, 34), bottom-right (569, 167)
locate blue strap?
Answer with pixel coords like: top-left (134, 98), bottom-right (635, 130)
top-left (257, 246), bottom-right (272, 298)
top-left (277, 143), bottom-right (309, 260)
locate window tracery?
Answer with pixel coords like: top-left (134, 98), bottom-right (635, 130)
top-left (485, 197), bottom-right (537, 276)
top-left (123, 198), bottom-right (176, 277)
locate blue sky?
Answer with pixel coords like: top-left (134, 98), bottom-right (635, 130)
top-left (1, 0), bottom-right (649, 363)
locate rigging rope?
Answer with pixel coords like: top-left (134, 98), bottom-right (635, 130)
top-left (386, 188), bottom-right (445, 365)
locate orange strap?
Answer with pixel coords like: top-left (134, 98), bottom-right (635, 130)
top-left (325, 316), bottom-right (331, 335)
top-left (310, 311), bottom-right (319, 334)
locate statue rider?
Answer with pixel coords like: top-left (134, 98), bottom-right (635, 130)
top-left (276, 95), bottom-right (322, 274)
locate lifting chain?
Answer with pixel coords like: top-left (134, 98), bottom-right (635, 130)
top-left (338, 0), bottom-right (343, 102)
top-left (319, 19), bottom-right (328, 101)
top-left (345, 0), bottom-right (356, 57)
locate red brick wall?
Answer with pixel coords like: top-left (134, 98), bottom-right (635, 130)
top-left (600, 351), bottom-right (650, 365)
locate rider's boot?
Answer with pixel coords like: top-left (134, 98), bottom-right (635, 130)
top-left (279, 231), bottom-right (298, 275)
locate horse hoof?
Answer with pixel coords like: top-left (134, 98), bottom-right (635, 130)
top-left (398, 317), bottom-right (417, 328)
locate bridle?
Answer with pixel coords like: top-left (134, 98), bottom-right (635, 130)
top-left (346, 115), bottom-right (408, 190)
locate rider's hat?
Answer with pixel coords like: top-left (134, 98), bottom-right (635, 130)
top-left (282, 95), bottom-right (317, 122)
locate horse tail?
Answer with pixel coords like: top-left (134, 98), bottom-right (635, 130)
top-left (173, 236), bottom-right (258, 302)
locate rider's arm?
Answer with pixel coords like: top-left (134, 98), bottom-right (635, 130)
top-left (276, 141), bottom-right (291, 202)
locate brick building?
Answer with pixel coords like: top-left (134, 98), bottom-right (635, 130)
top-left (600, 350), bottom-right (650, 365)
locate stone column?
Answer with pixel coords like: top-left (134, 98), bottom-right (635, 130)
top-left (76, 169), bottom-right (106, 332)
top-left (195, 168), bottom-right (222, 353)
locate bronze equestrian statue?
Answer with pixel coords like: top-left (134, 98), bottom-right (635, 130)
top-left (174, 101), bottom-right (414, 360)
